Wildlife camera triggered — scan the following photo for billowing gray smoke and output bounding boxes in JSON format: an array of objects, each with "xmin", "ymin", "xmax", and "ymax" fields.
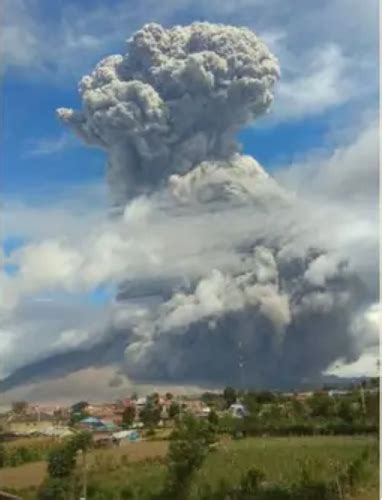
[
  {"xmin": 57, "ymin": 22, "xmax": 279, "ymax": 207},
  {"xmin": 1, "ymin": 22, "xmax": 375, "ymax": 393}
]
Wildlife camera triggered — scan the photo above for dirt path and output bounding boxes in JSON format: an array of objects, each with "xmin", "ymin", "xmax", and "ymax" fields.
[{"xmin": 0, "ymin": 461, "xmax": 47, "ymax": 489}]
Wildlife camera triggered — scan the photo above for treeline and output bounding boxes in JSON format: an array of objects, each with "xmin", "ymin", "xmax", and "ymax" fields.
[
  {"xmin": 205, "ymin": 384, "xmax": 379, "ymax": 437},
  {"xmin": 218, "ymin": 418, "xmax": 378, "ymax": 438}
]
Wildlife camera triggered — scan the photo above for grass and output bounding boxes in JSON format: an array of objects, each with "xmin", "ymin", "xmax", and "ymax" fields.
[
  {"xmin": 0, "ymin": 435, "xmax": 378, "ymax": 498},
  {"xmin": 86, "ymin": 436, "xmax": 379, "ymax": 498},
  {"xmin": 0, "ymin": 440, "xmax": 169, "ymax": 489},
  {"xmin": 198, "ymin": 436, "xmax": 378, "ymax": 486}
]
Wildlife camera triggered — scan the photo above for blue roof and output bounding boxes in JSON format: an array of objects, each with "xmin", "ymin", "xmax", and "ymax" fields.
[{"xmin": 102, "ymin": 422, "xmax": 118, "ymax": 431}]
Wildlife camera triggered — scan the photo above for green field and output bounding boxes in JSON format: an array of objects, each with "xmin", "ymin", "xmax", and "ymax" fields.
[
  {"xmin": 3, "ymin": 435, "xmax": 378, "ymax": 499},
  {"xmin": 199, "ymin": 436, "xmax": 379, "ymax": 486},
  {"xmin": 79, "ymin": 436, "xmax": 380, "ymax": 499}
]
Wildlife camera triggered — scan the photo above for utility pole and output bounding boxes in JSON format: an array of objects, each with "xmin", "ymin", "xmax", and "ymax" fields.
[
  {"xmin": 360, "ymin": 384, "xmax": 366, "ymax": 416},
  {"xmin": 238, "ymin": 340, "xmax": 245, "ymax": 392},
  {"xmin": 79, "ymin": 449, "xmax": 88, "ymax": 500}
]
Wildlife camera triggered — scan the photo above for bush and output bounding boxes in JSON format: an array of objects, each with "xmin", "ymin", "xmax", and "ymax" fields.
[
  {"xmin": 165, "ymin": 415, "xmax": 216, "ymax": 498},
  {"xmin": 208, "ymin": 410, "xmax": 219, "ymax": 427},
  {"xmin": 0, "ymin": 444, "xmax": 6, "ymax": 467},
  {"xmin": 228, "ymin": 418, "xmax": 378, "ymax": 438},
  {"xmin": 38, "ymin": 477, "xmax": 72, "ymax": 500},
  {"xmin": 47, "ymin": 445, "xmax": 77, "ymax": 478}
]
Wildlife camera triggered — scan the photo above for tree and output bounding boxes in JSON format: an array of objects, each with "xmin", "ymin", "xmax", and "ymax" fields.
[
  {"xmin": 69, "ymin": 431, "xmax": 93, "ymax": 453},
  {"xmin": 69, "ymin": 401, "xmax": 89, "ymax": 427},
  {"xmin": 47, "ymin": 431, "xmax": 92, "ymax": 479},
  {"xmin": 122, "ymin": 405, "xmax": 136, "ymax": 427},
  {"xmin": 69, "ymin": 432, "xmax": 92, "ymax": 500},
  {"xmin": 337, "ymin": 399, "xmax": 355, "ymax": 423},
  {"xmin": 69, "ymin": 409, "xmax": 89, "ymax": 427},
  {"xmin": 71, "ymin": 401, "xmax": 89, "ymax": 413},
  {"xmin": 147, "ymin": 392, "xmax": 159, "ymax": 403},
  {"xmin": 243, "ymin": 392, "xmax": 260, "ymax": 415},
  {"xmin": 256, "ymin": 391, "xmax": 276, "ymax": 404},
  {"xmin": 223, "ymin": 386, "xmax": 236, "ymax": 408},
  {"xmin": 166, "ymin": 392, "xmax": 174, "ymax": 400},
  {"xmin": 168, "ymin": 401, "xmax": 181, "ymax": 420},
  {"xmin": 201, "ymin": 392, "xmax": 215, "ymax": 405},
  {"xmin": 44, "ymin": 431, "xmax": 92, "ymax": 500},
  {"xmin": 208, "ymin": 409, "xmax": 219, "ymax": 427},
  {"xmin": 140, "ymin": 401, "xmax": 161, "ymax": 428},
  {"xmin": 38, "ymin": 477, "xmax": 71, "ymax": 500},
  {"xmin": 12, "ymin": 401, "xmax": 28, "ymax": 414},
  {"xmin": 291, "ymin": 398, "xmax": 307, "ymax": 420},
  {"xmin": 166, "ymin": 415, "xmax": 215, "ymax": 498},
  {"xmin": 47, "ymin": 445, "xmax": 77, "ymax": 479},
  {"xmin": 364, "ymin": 393, "xmax": 379, "ymax": 422},
  {"xmin": 308, "ymin": 392, "xmax": 335, "ymax": 418}
]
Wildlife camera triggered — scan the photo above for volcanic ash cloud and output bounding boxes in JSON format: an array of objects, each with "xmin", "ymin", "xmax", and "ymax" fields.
[
  {"xmin": 57, "ymin": 22, "xmax": 280, "ymax": 206},
  {"xmin": 47, "ymin": 22, "xmax": 379, "ymax": 387}
]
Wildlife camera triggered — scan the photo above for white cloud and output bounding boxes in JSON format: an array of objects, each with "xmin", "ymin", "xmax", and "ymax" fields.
[
  {"xmin": 2, "ymin": 182, "xmax": 108, "ymax": 241},
  {"xmin": 24, "ymin": 133, "xmax": 77, "ymax": 157},
  {"xmin": 1, "ymin": 0, "xmax": 190, "ymax": 81},
  {"xmin": 271, "ymin": 44, "xmax": 353, "ymax": 121},
  {"xmin": 0, "ymin": 298, "xmax": 109, "ymax": 378},
  {"xmin": 325, "ymin": 303, "xmax": 380, "ymax": 378}
]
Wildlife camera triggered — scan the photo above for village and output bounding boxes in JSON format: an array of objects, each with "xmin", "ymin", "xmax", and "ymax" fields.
[
  {"xmin": 0, "ymin": 380, "xmax": 378, "ymax": 499},
  {"xmin": 1, "ymin": 383, "xmax": 377, "ymax": 446},
  {"xmin": 0, "ymin": 392, "xmax": 250, "ymax": 447}
]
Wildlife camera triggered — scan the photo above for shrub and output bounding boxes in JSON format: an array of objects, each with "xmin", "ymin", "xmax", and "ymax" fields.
[
  {"xmin": 38, "ymin": 477, "xmax": 72, "ymax": 500},
  {"xmin": 47, "ymin": 445, "xmax": 77, "ymax": 478},
  {"xmin": 165, "ymin": 415, "xmax": 216, "ymax": 498},
  {"xmin": 240, "ymin": 467, "xmax": 265, "ymax": 494},
  {"xmin": 0, "ymin": 444, "xmax": 6, "ymax": 467}
]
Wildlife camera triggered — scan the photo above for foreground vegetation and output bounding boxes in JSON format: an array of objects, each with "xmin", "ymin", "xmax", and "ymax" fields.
[
  {"xmin": 2, "ymin": 429, "xmax": 378, "ymax": 499},
  {"xmin": 1, "ymin": 380, "xmax": 378, "ymax": 498}
]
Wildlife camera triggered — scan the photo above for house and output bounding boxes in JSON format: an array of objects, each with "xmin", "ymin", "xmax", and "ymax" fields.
[
  {"xmin": 40, "ymin": 426, "xmax": 73, "ymax": 438},
  {"xmin": 112, "ymin": 430, "xmax": 140, "ymax": 444},
  {"xmin": 294, "ymin": 391, "xmax": 314, "ymax": 401},
  {"xmin": 87, "ymin": 403, "xmax": 120, "ymax": 421},
  {"xmin": 229, "ymin": 403, "xmax": 249, "ymax": 418},
  {"xmin": 6, "ymin": 419, "xmax": 59, "ymax": 436},
  {"xmin": 79, "ymin": 416, "xmax": 119, "ymax": 433},
  {"xmin": 135, "ymin": 397, "xmax": 147, "ymax": 410},
  {"xmin": 328, "ymin": 389, "xmax": 350, "ymax": 397},
  {"xmin": 195, "ymin": 407, "xmax": 211, "ymax": 418},
  {"xmin": 181, "ymin": 400, "xmax": 208, "ymax": 416}
]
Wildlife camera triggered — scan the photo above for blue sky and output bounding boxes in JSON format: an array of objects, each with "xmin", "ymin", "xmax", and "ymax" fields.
[{"xmin": 0, "ymin": 0, "xmax": 379, "ymax": 387}]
